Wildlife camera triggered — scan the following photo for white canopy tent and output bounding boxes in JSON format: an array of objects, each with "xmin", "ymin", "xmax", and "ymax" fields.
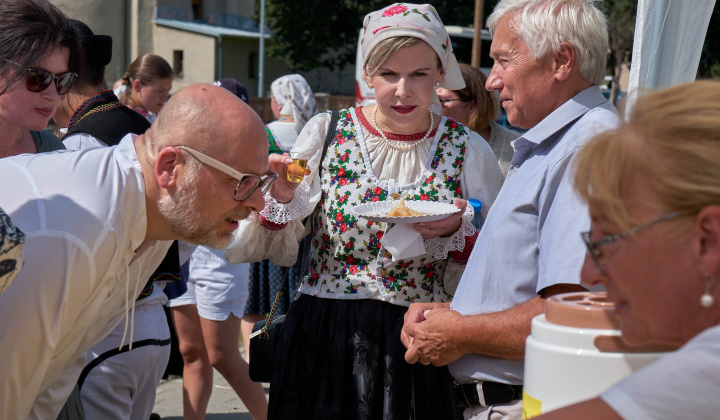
[{"xmin": 626, "ymin": 0, "xmax": 716, "ymax": 115}]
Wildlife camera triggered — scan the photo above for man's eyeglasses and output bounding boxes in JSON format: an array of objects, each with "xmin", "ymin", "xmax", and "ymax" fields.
[
  {"xmin": 438, "ymin": 98, "xmax": 464, "ymax": 105},
  {"xmin": 4, "ymin": 59, "xmax": 78, "ymax": 95},
  {"xmin": 175, "ymin": 146, "xmax": 277, "ymax": 201},
  {"xmin": 580, "ymin": 212, "xmax": 683, "ymax": 276}
]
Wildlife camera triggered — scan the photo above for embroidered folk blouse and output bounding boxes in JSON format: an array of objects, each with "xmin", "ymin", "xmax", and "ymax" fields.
[{"xmin": 225, "ymin": 107, "xmax": 504, "ymax": 306}]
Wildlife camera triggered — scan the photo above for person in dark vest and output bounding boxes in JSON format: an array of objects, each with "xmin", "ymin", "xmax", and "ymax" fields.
[
  {"xmin": 54, "ymin": 21, "xmax": 151, "ymax": 148},
  {"xmin": 52, "ymin": 19, "xmax": 183, "ymax": 420}
]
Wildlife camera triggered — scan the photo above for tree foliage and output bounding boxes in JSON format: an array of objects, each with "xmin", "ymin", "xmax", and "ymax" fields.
[
  {"xmin": 263, "ymin": 0, "xmax": 475, "ymax": 71},
  {"xmin": 264, "ymin": 0, "xmax": 718, "ymax": 84},
  {"xmin": 598, "ymin": 0, "xmax": 637, "ymax": 104},
  {"xmin": 698, "ymin": 4, "xmax": 720, "ymax": 79}
]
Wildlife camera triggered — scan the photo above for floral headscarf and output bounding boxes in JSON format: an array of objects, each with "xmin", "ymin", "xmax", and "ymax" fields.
[
  {"xmin": 270, "ymin": 74, "xmax": 320, "ymax": 134},
  {"xmin": 361, "ymin": 3, "xmax": 465, "ymax": 114}
]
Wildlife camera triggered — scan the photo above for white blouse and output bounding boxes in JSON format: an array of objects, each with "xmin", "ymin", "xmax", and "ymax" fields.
[{"xmin": 226, "ymin": 108, "xmax": 504, "ymax": 268}]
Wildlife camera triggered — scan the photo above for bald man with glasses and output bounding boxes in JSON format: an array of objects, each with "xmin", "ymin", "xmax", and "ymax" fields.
[{"xmin": 0, "ymin": 83, "xmax": 272, "ymax": 420}]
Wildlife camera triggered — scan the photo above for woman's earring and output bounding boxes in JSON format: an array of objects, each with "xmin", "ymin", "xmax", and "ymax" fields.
[
  {"xmin": 701, "ymin": 275, "xmax": 715, "ymax": 308},
  {"xmin": 435, "ymin": 82, "xmax": 440, "ymax": 87}
]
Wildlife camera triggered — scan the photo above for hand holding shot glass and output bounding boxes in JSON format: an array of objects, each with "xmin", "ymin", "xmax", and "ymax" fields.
[{"xmin": 286, "ymin": 151, "xmax": 309, "ymax": 183}]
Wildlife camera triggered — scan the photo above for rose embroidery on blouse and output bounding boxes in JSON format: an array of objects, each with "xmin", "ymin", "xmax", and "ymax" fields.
[{"xmin": 303, "ymin": 110, "xmax": 471, "ymax": 303}]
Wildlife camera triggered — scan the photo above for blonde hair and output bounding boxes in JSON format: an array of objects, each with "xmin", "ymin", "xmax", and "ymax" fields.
[
  {"xmin": 574, "ymin": 80, "xmax": 720, "ymax": 230},
  {"xmin": 364, "ymin": 36, "xmax": 441, "ymax": 77}
]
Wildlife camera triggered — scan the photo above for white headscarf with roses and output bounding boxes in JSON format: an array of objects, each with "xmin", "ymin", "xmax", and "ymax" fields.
[{"xmin": 361, "ymin": 3, "xmax": 465, "ymax": 115}]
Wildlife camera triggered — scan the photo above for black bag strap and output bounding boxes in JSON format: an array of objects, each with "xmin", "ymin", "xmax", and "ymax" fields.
[
  {"xmin": 257, "ymin": 267, "xmax": 289, "ymax": 340},
  {"xmin": 258, "ymin": 110, "xmax": 339, "ymax": 339}
]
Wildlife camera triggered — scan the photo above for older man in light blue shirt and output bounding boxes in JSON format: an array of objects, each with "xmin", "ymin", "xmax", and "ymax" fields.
[{"xmin": 401, "ymin": 1, "xmax": 621, "ymax": 419}]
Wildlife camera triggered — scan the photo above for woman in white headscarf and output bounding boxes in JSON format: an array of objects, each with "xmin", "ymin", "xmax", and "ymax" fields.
[
  {"xmin": 265, "ymin": 74, "xmax": 319, "ymax": 153},
  {"xmin": 226, "ymin": 4, "xmax": 503, "ymax": 419},
  {"xmin": 240, "ymin": 74, "xmax": 319, "ymax": 359}
]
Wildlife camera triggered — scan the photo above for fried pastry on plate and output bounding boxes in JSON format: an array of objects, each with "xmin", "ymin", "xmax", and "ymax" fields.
[{"xmin": 386, "ymin": 198, "xmax": 427, "ymax": 217}]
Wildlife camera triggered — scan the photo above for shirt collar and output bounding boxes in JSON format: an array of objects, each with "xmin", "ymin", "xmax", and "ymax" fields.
[{"xmin": 519, "ymin": 85, "xmax": 607, "ymax": 146}]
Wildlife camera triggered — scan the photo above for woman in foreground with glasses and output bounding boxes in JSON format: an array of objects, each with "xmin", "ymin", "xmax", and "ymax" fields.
[
  {"xmin": 226, "ymin": 3, "xmax": 504, "ymax": 419},
  {"xmin": 0, "ymin": 0, "xmax": 81, "ymax": 158},
  {"xmin": 436, "ymin": 63, "xmax": 519, "ymax": 176},
  {"xmin": 535, "ymin": 80, "xmax": 720, "ymax": 419}
]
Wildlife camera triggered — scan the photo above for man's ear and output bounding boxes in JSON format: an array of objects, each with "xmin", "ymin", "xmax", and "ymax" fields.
[
  {"xmin": 696, "ymin": 205, "xmax": 720, "ymax": 277},
  {"xmin": 155, "ymin": 147, "xmax": 181, "ymax": 190},
  {"xmin": 554, "ymin": 42, "xmax": 575, "ymax": 82}
]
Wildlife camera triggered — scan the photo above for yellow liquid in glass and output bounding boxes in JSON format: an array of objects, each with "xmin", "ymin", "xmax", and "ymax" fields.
[{"xmin": 286, "ymin": 159, "xmax": 308, "ymax": 183}]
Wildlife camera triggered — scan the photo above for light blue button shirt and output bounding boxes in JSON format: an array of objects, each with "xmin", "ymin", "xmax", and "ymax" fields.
[{"xmin": 448, "ymin": 86, "xmax": 621, "ymax": 384}]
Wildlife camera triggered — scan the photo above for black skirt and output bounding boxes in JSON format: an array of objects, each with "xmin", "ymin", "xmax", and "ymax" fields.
[{"xmin": 269, "ymin": 294, "xmax": 464, "ymax": 420}]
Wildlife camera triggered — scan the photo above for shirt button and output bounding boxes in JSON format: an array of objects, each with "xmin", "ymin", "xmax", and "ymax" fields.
[{"xmin": 381, "ymin": 269, "xmax": 387, "ymax": 276}]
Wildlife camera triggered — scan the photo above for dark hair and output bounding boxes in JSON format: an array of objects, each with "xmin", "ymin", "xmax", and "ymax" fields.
[
  {"xmin": 79, "ymin": 60, "xmax": 107, "ymax": 90},
  {"xmin": 70, "ymin": 19, "xmax": 112, "ymax": 89},
  {"xmin": 0, "ymin": 0, "xmax": 83, "ymax": 95},
  {"xmin": 119, "ymin": 54, "xmax": 173, "ymax": 108},
  {"xmin": 453, "ymin": 63, "xmax": 499, "ymax": 131}
]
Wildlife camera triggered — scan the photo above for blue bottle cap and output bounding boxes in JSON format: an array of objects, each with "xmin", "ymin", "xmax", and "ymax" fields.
[{"xmin": 468, "ymin": 199, "xmax": 482, "ymax": 211}]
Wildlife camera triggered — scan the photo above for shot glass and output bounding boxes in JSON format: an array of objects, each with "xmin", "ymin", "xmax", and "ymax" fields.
[{"xmin": 286, "ymin": 151, "xmax": 309, "ymax": 183}]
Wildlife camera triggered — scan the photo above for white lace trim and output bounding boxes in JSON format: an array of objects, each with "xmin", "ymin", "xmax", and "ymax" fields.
[
  {"xmin": 259, "ymin": 182, "xmax": 311, "ymax": 224},
  {"xmin": 423, "ymin": 205, "xmax": 476, "ymax": 259}
]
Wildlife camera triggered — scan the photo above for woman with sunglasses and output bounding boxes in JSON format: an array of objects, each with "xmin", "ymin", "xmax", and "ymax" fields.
[
  {"xmin": 436, "ymin": 63, "xmax": 519, "ymax": 176},
  {"xmin": 0, "ymin": 0, "xmax": 81, "ymax": 158},
  {"xmin": 535, "ymin": 81, "xmax": 720, "ymax": 420},
  {"xmin": 226, "ymin": 4, "xmax": 504, "ymax": 419}
]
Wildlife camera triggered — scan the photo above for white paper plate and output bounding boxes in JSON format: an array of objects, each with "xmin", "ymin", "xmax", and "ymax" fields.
[{"xmin": 351, "ymin": 200, "xmax": 460, "ymax": 223}]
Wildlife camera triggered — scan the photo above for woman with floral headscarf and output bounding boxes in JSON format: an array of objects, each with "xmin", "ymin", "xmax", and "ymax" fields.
[
  {"xmin": 240, "ymin": 74, "xmax": 320, "ymax": 361},
  {"xmin": 226, "ymin": 3, "xmax": 504, "ymax": 419}
]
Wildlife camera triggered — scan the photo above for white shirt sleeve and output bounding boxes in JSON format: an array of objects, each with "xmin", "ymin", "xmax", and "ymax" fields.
[
  {"xmin": 224, "ymin": 113, "xmax": 330, "ymax": 266},
  {"xmin": 62, "ymin": 133, "xmax": 109, "ymax": 151},
  {"xmin": 423, "ymin": 131, "xmax": 504, "ymax": 259},
  {"xmin": 0, "ymin": 233, "xmax": 95, "ymax": 420},
  {"xmin": 460, "ymin": 132, "xmax": 505, "ymax": 217}
]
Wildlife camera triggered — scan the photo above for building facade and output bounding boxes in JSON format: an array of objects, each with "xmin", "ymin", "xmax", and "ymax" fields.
[{"xmin": 50, "ymin": 0, "xmax": 354, "ymax": 96}]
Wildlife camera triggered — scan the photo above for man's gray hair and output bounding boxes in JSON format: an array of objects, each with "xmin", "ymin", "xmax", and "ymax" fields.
[{"xmin": 487, "ymin": 0, "xmax": 608, "ymax": 85}]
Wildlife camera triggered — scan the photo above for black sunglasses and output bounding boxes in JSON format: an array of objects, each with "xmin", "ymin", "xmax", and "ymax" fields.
[{"xmin": 4, "ymin": 59, "xmax": 78, "ymax": 95}]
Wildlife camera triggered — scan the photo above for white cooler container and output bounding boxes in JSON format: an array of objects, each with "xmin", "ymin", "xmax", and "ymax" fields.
[{"xmin": 522, "ymin": 292, "xmax": 671, "ymax": 418}]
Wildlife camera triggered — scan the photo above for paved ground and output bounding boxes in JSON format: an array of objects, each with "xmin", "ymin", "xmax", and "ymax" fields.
[{"xmin": 152, "ymin": 346, "xmax": 268, "ymax": 420}]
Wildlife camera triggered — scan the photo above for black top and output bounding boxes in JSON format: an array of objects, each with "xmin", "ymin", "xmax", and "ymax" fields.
[{"xmin": 64, "ymin": 90, "xmax": 150, "ymax": 146}]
